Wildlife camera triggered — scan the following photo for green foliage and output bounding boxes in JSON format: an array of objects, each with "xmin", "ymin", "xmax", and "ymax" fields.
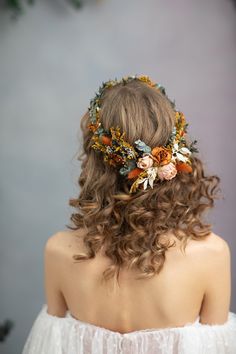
[
  {"xmin": 68, "ymin": 0, "xmax": 83, "ymax": 9},
  {"xmin": 2, "ymin": 0, "xmax": 82, "ymax": 18}
]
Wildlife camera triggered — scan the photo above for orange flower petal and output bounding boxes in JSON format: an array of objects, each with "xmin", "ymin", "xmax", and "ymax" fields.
[
  {"xmin": 176, "ymin": 163, "xmax": 192, "ymax": 173},
  {"xmin": 151, "ymin": 146, "xmax": 172, "ymax": 166},
  {"xmin": 101, "ymin": 135, "xmax": 112, "ymax": 146},
  {"xmin": 127, "ymin": 168, "xmax": 143, "ymax": 180}
]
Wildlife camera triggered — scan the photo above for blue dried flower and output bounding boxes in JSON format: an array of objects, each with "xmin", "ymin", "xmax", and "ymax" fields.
[
  {"xmin": 119, "ymin": 160, "xmax": 136, "ymax": 176},
  {"xmin": 96, "ymin": 127, "xmax": 105, "ymax": 136},
  {"xmin": 134, "ymin": 139, "xmax": 152, "ymax": 154}
]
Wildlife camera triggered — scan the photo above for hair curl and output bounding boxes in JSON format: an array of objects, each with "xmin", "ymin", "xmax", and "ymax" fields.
[{"xmin": 66, "ymin": 79, "xmax": 221, "ymax": 285}]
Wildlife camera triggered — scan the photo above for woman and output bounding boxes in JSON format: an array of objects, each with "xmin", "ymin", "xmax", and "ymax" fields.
[{"xmin": 22, "ymin": 75, "xmax": 236, "ymax": 353}]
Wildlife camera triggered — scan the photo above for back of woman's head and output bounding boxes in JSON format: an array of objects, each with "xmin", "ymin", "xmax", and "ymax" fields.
[{"xmin": 67, "ymin": 77, "xmax": 220, "ymax": 285}]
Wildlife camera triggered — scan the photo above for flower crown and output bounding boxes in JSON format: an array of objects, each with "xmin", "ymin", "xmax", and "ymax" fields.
[{"xmin": 87, "ymin": 75, "xmax": 198, "ymax": 194}]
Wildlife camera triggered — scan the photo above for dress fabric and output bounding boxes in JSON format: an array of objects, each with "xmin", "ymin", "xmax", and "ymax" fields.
[{"xmin": 22, "ymin": 304, "xmax": 236, "ymax": 354}]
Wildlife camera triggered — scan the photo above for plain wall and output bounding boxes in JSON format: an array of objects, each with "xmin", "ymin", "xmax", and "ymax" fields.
[{"xmin": 0, "ymin": 0, "xmax": 236, "ymax": 352}]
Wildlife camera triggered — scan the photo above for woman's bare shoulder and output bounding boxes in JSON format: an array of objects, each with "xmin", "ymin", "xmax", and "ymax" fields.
[
  {"xmin": 184, "ymin": 231, "xmax": 230, "ymax": 252},
  {"xmin": 184, "ymin": 232, "xmax": 231, "ymax": 272},
  {"xmin": 203, "ymin": 232, "xmax": 231, "ymax": 266},
  {"xmin": 44, "ymin": 229, "xmax": 85, "ymax": 257}
]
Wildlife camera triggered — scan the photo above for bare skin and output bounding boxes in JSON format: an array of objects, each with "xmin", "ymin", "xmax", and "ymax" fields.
[{"xmin": 44, "ymin": 230, "xmax": 231, "ymax": 334}]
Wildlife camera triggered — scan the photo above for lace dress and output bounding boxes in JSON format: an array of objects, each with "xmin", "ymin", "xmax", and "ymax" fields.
[{"xmin": 22, "ymin": 304, "xmax": 236, "ymax": 354}]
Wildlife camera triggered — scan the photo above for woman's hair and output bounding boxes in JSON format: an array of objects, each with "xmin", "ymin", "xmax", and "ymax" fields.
[{"xmin": 66, "ymin": 79, "xmax": 221, "ymax": 285}]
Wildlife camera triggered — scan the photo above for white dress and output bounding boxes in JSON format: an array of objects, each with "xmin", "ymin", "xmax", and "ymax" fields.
[{"xmin": 22, "ymin": 304, "xmax": 236, "ymax": 354}]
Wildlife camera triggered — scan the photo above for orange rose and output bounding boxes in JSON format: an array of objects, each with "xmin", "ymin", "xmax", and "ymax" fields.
[{"xmin": 151, "ymin": 146, "xmax": 172, "ymax": 166}]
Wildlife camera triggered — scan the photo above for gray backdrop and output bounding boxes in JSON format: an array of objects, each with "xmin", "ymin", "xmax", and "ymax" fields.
[{"xmin": 0, "ymin": 0, "xmax": 236, "ymax": 353}]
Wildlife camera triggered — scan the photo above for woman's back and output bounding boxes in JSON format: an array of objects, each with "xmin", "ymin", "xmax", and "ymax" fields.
[
  {"xmin": 22, "ymin": 75, "xmax": 236, "ymax": 353},
  {"xmin": 44, "ymin": 229, "xmax": 231, "ymax": 333}
]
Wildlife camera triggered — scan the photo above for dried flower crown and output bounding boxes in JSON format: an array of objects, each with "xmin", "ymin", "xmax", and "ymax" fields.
[{"xmin": 87, "ymin": 75, "xmax": 198, "ymax": 194}]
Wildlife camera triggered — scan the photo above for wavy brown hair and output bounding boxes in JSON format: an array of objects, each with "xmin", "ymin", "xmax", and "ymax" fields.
[{"xmin": 66, "ymin": 79, "xmax": 221, "ymax": 285}]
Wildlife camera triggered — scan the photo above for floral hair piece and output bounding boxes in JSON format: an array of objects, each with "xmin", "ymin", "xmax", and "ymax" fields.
[{"xmin": 87, "ymin": 75, "xmax": 198, "ymax": 194}]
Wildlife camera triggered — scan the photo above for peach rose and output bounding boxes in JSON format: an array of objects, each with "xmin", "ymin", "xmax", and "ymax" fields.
[
  {"xmin": 151, "ymin": 146, "xmax": 172, "ymax": 166},
  {"xmin": 157, "ymin": 162, "xmax": 177, "ymax": 180},
  {"xmin": 137, "ymin": 155, "xmax": 154, "ymax": 169}
]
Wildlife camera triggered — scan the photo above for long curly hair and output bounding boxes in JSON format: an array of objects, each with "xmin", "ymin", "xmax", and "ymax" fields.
[{"xmin": 66, "ymin": 79, "xmax": 221, "ymax": 285}]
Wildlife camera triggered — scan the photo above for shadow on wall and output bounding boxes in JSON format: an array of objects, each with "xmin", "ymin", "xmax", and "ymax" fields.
[{"xmin": 0, "ymin": 318, "xmax": 14, "ymax": 343}]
